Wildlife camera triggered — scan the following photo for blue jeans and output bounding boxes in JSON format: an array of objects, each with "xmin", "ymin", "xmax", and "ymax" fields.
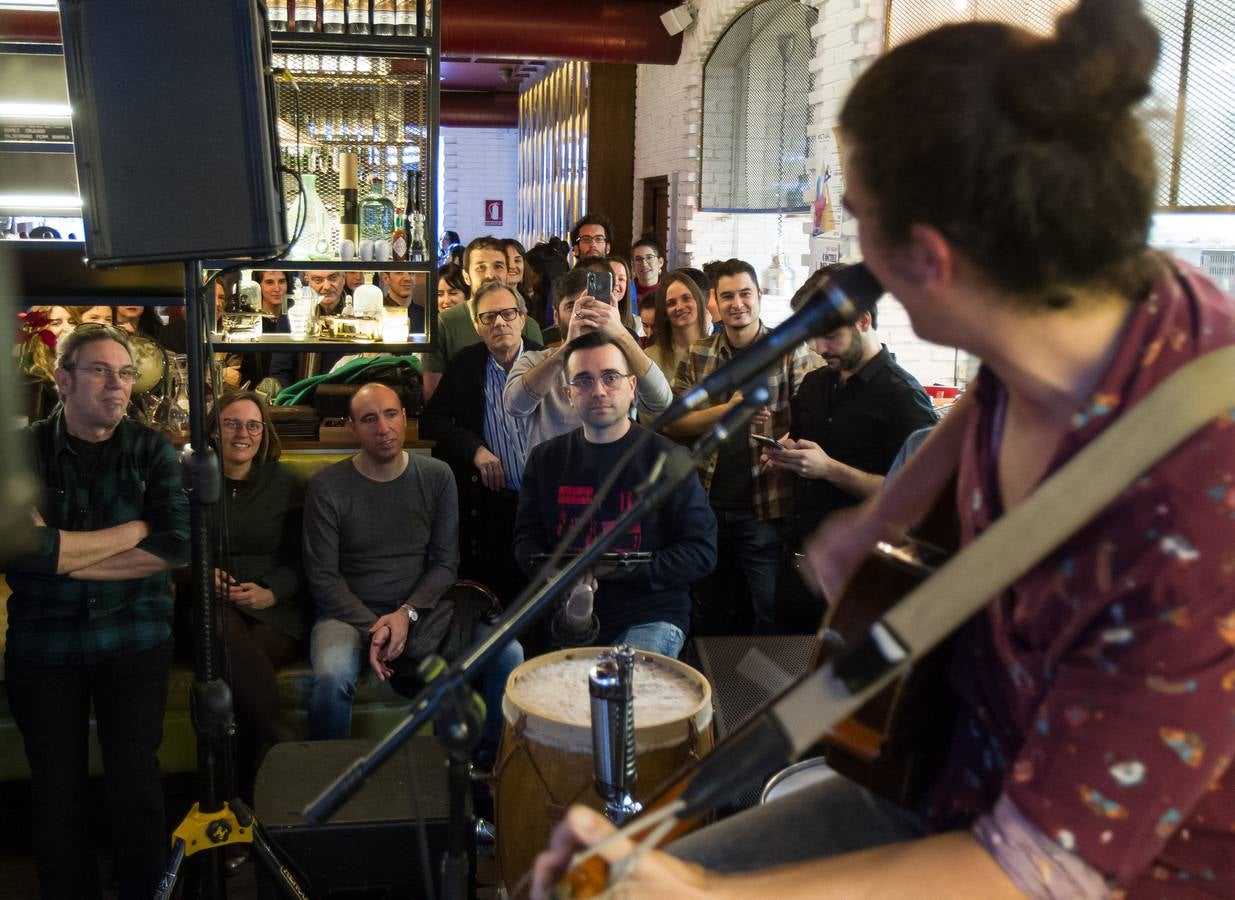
[
  {"xmin": 695, "ymin": 510, "xmax": 783, "ymax": 635},
  {"xmin": 308, "ymin": 617, "xmax": 523, "ymax": 747},
  {"xmin": 615, "ymin": 621, "xmax": 686, "ymax": 658}
]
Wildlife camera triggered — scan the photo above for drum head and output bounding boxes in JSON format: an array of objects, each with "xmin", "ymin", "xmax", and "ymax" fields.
[
  {"xmin": 502, "ymin": 647, "xmax": 712, "ymax": 753},
  {"xmin": 129, "ymin": 334, "xmax": 168, "ymax": 394}
]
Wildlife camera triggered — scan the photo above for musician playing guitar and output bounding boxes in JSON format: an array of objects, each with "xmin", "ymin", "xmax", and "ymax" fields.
[{"xmin": 531, "ymin": 1, "xmax": 1235, "ymax": 897}]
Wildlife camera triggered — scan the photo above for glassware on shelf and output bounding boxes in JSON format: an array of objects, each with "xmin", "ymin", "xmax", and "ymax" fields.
[
  {"xmin": 358, "ymin": 176, "xmax": 395, "ymax": 244},
  {"xmin": 373, "ymin": 0, "xmax": 395, "ymax": 35},
  {"xmin": 267, "ymin": 0, "xmax": 289, "ymax": 31},
  {"xmin": 287, "ymin": 286, "xmax": 314, "ymax": 340},
  {"xmin": 165, "ymin": 355, "xmax": 191, "ymax": 439},
  {"xmin": 761, "ymin": 252, "xmax": 797, "ymax": 298},
  {"xmin": 347, "ymin": 0, "xmax": 370, "ymax": 33},
  {"xmin": 293, "ymin": 0, "xmax": 317, "ymax": 32},
  {"xmin": 395, "ymin": 0, "xmax": 415, "ymax": 36},
  {"xmin": 286, "ymin": 173, "xmax": 333, "ymax": 260},
  {"xmin": 322, "ymin": 0, "xmax": 345, "ymax": 33}
]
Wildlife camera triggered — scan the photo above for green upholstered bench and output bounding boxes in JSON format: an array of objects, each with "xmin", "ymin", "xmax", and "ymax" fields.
[{"xmin": 0, "ymin": 448, "xmax": 426, "ymax": 782}]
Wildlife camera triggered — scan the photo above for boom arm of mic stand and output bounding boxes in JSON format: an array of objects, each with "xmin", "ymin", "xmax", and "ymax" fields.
[{"xmin": 304, "ymin": 425, "xmax": 724, "ymax": 825}]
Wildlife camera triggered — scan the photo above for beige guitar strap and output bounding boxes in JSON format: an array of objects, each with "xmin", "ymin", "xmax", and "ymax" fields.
[{"xmin": 774, "ymin": 345, "xmax": 1235, "ymax": 755}]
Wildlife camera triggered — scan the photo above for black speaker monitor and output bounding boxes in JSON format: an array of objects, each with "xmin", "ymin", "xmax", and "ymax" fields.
[{"xmin": 58, "ymin": 0, "xmax": 287, "ymax": 266}]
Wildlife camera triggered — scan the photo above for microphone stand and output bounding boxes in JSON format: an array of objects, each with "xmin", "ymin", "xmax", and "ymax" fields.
[{"xmin": 301, "ymin": 376, "xmax": 776, "ymax": 891}]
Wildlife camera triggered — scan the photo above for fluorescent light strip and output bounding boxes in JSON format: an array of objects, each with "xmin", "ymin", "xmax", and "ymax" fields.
[
  {"xmin": 0, "ymin": 194, "xmax": 83, "ymax": 209},
  {"xmin": 0, "ymin": 1, "xmax": 58, "ymax": 10},
  {"xmin": 0, "ymin": 102, "xmax": 72, "ymax": 119}
]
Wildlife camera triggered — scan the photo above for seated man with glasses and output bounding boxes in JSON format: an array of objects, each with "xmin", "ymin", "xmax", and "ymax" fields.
[
  {"xmin": 504, "ymin": 268, "xmax": 671, "ymax": 469},
  {"xmin": 6, "ymin": 322, "xmax": 189, "ymax": 899},
  {"xmin": 420, "ymin": 281, "xmax": 543, "ymax": 609},
  {"xmin": 513, "ymin": 332, "xmax": 716, "ymax": 658}
]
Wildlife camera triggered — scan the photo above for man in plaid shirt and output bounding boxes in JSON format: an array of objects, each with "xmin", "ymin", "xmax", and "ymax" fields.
[
  {"xmin": 5, "ymin": 323, "xmax": 189, "ymax": 899},
  {"xmin": 668, "ymin": 259, "xmax": 818, "ymax": 634}
]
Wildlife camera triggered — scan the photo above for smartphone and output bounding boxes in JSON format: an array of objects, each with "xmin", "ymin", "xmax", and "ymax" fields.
[
  {"xmin": 586, "ymin": 270, "xmax": 614, "ymax": 304},
  {"xmin": 751, "ymin": 434, "xmax": 784, "ymax": 451}
]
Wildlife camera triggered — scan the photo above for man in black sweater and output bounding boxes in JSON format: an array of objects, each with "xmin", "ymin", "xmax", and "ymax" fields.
[{"xmin": 513, "ymin": 332, "xmax": 717, "ymax": 658}]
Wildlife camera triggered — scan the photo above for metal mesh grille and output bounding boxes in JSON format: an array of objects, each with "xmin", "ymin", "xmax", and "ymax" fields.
[
  {"xmin": 518, "ymin": 61, "xmax": 589, "ymax": 246},
  {"xmin": 885, "ymin": 0, "xmax": 1234, "ymax": 211},
  {"xmin": 700, "ymin": 0, "xmax": 818, "ymax": 212},
  {"xmin": 271, "ymin": 51, "xmax": 429, "ymax": 255}
]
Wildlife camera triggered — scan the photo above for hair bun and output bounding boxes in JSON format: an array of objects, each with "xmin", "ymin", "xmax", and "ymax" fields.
[{"xmin": 1001, "ymin": 0, "xmax": 1160, "ymax": 136}]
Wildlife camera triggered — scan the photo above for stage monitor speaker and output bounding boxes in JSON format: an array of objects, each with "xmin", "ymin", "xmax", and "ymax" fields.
[
  {"xmin": 58, "ymin": 0, "xmax": 287, "ymax": 267},
  {"xmin": 254, "ymin": 738, "xmax": 451, "ymax": 900}
]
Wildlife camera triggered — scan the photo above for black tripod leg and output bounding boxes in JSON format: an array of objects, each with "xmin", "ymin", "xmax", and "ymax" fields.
[
  {"xmin": 233, "ymin": 799, "xmax": 320, "ymax": 900},
  {"xmin": 154, "ymin": 838, "xmax": 187, "ymax": 900},
  {"xmin": 440, "ymin": 752, "xmax": 473, "ymax": 900}
]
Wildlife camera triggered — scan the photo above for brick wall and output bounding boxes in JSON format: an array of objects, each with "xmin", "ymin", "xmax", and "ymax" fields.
[
  {"xmin": 441, "ymin": 126, "xmax": 519, "ymax": 244},
  {"xmin": 632, "ymin": 0, "xmax": 973, "ymax": 387}
]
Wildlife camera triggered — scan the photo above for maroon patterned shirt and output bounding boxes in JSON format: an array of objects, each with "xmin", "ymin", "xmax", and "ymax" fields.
[{"xmin": 929, "ymin": 257, "xmax": 1235, "ymax": 897}]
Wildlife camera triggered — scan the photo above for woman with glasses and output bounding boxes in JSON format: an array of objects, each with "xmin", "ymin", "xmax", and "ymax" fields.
[{"xmin": 205, "ymin": 390, "xmax": 308, "ymax": 792}]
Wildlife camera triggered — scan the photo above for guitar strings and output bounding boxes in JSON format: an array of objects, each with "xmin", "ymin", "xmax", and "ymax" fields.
[
  {"xmin": 566, "ymin": 799, "xmax": 686, "ymax": 872},
  {"xmin": 599, "ymin": 815, "xmax": 680, "ymax": 899}
]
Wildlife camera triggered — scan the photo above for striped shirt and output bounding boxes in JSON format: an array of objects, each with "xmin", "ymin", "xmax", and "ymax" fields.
[{"xmin": 484, "ymin": 345, "xmax": 531, "ymax": 491}]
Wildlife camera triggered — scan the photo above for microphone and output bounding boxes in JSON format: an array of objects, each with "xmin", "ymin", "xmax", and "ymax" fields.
[
  {"xmin": 551, "ymin": 579, "xmax": 599, "ymax": 645},
  {"xmin": 656, "ymin": 263, "xmax": 883, "ymax": 426}
]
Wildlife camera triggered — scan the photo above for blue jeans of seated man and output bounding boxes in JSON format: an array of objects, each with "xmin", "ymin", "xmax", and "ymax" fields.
[
  {"xmin": 308, "ymin": 617, "xmax": 523, "ymax": 744},
  {"xmin": 615, "ymin": 621, "xmax": 685, "ymax": 658}
]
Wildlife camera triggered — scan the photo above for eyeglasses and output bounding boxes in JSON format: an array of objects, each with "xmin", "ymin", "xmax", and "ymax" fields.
[
  {"xmin": 566, "ymin": 371, "xmax": 633, "ymax": 391},
  {"xmin": 65, "ymin": 362, "xmax": 139, "ymax": 384},
  {"xmin": 221, "ymin": 418, "xmax": 264, "ymax": 434},
  {"xmin": 633, "ymin": 254, "xmax": 658, "ymax": 265},
  {"xmin": 476, "ymin": 307, "xmax": 521, "ymax": 326},
  {"xmin": 307, "ymin": 273, "xmax": 343, "ymax": 288},
  {"xmin": 575, "ymin": 235, "xmax": 607, "ymax": 247}
]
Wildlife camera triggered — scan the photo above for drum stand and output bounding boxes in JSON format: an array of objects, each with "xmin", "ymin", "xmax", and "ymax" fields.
[{"xmin": 300, "ymin": 378, "xmax": 776, "ymax": 870}]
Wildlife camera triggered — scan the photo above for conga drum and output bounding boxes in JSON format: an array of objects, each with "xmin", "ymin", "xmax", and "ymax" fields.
[{"xmin": 494, "ymin": 647, "xmax": 714, "ymax": 894}]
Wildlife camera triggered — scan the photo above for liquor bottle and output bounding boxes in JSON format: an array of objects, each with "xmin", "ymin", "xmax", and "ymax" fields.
[
  {"xmin": 339, "ymin": 151, "xmax": 359, "ymax": 246},
  {"xmin": 267, "ymin": 0, "xmax": 289, "ymax": 31},
  {"xmin": 322, "ymin": 0, "xmax": 345, "ymax": 32},
  {"xmin": 293, "ymin": 0, "xmax": 317, "ymax": 31},
  {"xmin": 409, "ymin": 169, "xmax": 426, "ymax": 263},
  {"xmin": 394, "ymin": 0, "xmax": 415, "ymax": 36},
  {"xmin": 359, "ymin": 177, "xmax": 395, "ymax": 243},
  {"xmin": 391, "ymin": 208, "xmax": 408, "ymax": 261},
  {"xmin": 373, "ymin": 0, "xmax": 395, "ymax": 35},
  {"xmin": 346, "ymin": 0, "xmax": 370, "ymax": 33}
]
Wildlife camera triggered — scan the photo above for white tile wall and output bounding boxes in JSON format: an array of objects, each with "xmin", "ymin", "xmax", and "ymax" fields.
[
  {"xmin": 631, "ymin": 0, "xmax": 970, "ymax": 387},
  {"xmin": 441, "ymin": 126, "xmax": 519, "ymax": 243}
]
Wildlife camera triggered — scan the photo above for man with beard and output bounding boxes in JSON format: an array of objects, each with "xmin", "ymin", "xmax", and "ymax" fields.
[
  {"xmin": 761, "ymin": 264, "xmax": 937, "ymax": 629},
  {"xmin": 514, "ymin": 332, "xmax": 715, "ymax": 657}
]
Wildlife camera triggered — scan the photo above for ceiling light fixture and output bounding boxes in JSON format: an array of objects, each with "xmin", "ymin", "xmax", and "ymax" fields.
[
  {"xmin": 0, "ymin": 194, "xmax": 83, "ymax": 209},
  {"xmin": 0, "ymin": 102, "xmax": 73, "ymax": 119}
]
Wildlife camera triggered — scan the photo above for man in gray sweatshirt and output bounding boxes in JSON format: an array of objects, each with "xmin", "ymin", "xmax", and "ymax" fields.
[{"xmin": 302, "ymin": 383, "xmax": 523, "ymax": 750}]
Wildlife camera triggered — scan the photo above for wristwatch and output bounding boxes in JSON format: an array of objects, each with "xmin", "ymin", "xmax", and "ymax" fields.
[{"xmin": 401, "ymin": 603, "xmax": 419, "ymax": 624}]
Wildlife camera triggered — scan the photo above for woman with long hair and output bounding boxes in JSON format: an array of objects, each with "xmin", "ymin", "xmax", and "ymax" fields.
[
  {"xmin": 530, "ymin": 2, "xmax": 1235, "ymax": 897},
  {"xmin": 206, "ymin": 390, "xmax": 308, "ymax": 788},
  {"xmin": 647, "ymin": 270, "xmax": 708, "ymax": 385}
]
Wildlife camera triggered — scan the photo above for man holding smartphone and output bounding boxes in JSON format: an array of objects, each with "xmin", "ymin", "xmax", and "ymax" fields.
[
  {"xmin": 514, "ymin": 332, "xmax": 716, "ymax": 657},
  {"xmin": 504, "ymin": 268, "xmax": 671, "ymax": 469}
]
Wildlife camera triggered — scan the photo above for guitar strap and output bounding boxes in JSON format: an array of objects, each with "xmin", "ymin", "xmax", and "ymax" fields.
[{"xmin": 772, "ymin": 344, "xmax": 1235, "ymax": 758}]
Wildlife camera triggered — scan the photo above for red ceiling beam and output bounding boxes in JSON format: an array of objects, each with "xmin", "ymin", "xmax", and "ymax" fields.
[
  {"xmin": 441, "ymin": 91, "xmax": 518, "ymax": 127},
  {"xmin": 3, "ymin": 6, "xmax": 683, "ymax": 64}
]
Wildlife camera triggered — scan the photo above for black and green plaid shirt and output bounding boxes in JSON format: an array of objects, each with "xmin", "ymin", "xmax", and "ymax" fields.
[{"xmin": 4, "ymin": 410, "xmax": 190, "ymax": 664}]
